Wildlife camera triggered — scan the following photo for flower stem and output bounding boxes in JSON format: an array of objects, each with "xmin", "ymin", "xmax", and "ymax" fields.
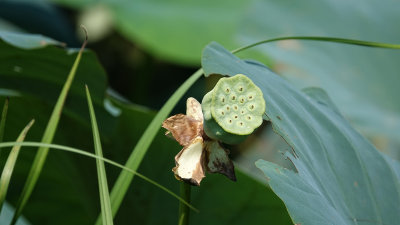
[{"xmin": 178, "ymin": 182, "xmax": 191, "ymax": 225}]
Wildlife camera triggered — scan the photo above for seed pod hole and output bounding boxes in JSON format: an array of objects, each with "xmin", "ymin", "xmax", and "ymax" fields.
[
  {"xmin": 248, "ymin": 104, "xmax": 255, "ymax": 110},
  {"xmin": 236, "ymin": 84, "xmax": 245, "ymax": 92},
  {"xmin": 221, "ymin": 97, "xmax": 225, "ymax": 103},
  {"xmin": 233, "ymin": 105, "xmax": 238, "ymax": 110},
  {"xmin": 225, "ymin": 88, "xmax": 230, "ymax": 93}
]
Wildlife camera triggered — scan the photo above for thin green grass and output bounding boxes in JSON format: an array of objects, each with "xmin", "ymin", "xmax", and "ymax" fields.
[
  {"xmin": 11, "ymin": 28, "xmax": 88, "ymax": 225},
  {"xmin": 231, "ymin": 36, "xmax": 400, "ymax": 53},
  {"xmin": 99, "ymin": 36, "xmax": 400, "ymax": 224},
  {"xmin": 0, "ymin": 97, "xmax": 9, "ymax": 157},
  {"xmin": 86, "ymin": 86, "xmax": 113, "ymax": 225},
  {"xmin": 0, "ymin": 141, "xmax": 198, "ymax": 212},
  {"xmin": 0, "ymin": 120, "xmax": 34, "ymax": 214}
]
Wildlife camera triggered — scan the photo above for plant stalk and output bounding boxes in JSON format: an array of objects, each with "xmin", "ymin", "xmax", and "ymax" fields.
[
  {"xmin": 0, "ymin": 97, "xmax": 9, "ymax": 157},
  {"xmin": 178, "ymin": 182, "xmax": 191, "ymax": 225},
  {"xmin": 231, "ymin": 36, "xmax": 400, "ymax": 54}
]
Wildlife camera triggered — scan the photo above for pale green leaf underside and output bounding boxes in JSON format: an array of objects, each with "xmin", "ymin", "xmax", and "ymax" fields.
[
  {"xmin": 201, "ymin": 42, "xmax": 400, "ymax": 225},
  {"xmin": 0, "ymin": 202, "xmax": 31, "ymax": 225},
  {"xmin": 0, "ymin": 31, "xmax": 62, "ymax": 49}
]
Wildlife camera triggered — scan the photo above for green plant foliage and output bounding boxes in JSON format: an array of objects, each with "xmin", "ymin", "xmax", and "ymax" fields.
[{"xmin": 201, "ymin": 42, "xmax": 400, "ymax": 225}]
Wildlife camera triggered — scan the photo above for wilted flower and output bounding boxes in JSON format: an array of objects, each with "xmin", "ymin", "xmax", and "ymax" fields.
[{"xmin": 162, "ymin": 97, "xmax": 236, "ymax": 186}]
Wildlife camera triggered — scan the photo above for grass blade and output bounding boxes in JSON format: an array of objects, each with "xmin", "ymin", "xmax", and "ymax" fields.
[
  {"xmin": 11, "ymin": 29, "xmax": 88, "ymax": 225},
  {"xmin": 0, "ymin": 97, "xmax": 9, "ymax": 157},
  {"xmin": 94, "ymin": 68, "xmax": 204, "ymax": 224},
  {"xmin": 0, "ymin": 120, "xmax": 34, "ymax": 214},
  {"xmin": 86, "ymin": 86, "xmax": 113, "ymax": 225},
  {"xmin": 0, "ymin": 141, "xmax": 197, "ymax": 212},
  {"xmin": 231, "ymin": 36, "xmax": 400, "ymax": 53}
]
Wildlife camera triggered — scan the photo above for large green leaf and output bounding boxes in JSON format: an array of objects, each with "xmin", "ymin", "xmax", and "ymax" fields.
[
  {"xmin": 47, "ymin": 0, "xmax": 247, "ymax": 64},
  {"xmin": 0, "ymin": 31, "xmax": 108, "ymax": 124},
  {"xmin": 201, "ymin": 42, "xmax": 400, "ymax": 225}
]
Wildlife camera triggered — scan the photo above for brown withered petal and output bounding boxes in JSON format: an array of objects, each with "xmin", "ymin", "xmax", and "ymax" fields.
[
  {"xmin": 204, "ymin": 140, "xmax": 236, "ymax": 181},
  {"xmin": 186, "ymin": 97, "xmax": 203, "ymax": 123},
  {"xmin": 172, "ymin": 136, "xmax": 206, "ymax": 186},
  {"xmin": 162, "ymin": 114, "xmax": 202, "ymax": 147}
]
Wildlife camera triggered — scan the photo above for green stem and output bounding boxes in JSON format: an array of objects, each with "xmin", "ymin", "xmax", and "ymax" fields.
[
  {"xmin": 178, "ymin": 182, "xmax": 191, "ymax": 225},
  {"xmin": 0, "ymin": 97, "xmax": 9, "ymax": 156},
  {"xmin": 231, "ymin": 36, "xmax": 400, "ymax": 54}
]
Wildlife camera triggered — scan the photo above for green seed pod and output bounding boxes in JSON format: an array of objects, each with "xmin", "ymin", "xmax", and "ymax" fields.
[{"xmin": 202, "ymin": 74, "xmax": 265, "ymax": 144}]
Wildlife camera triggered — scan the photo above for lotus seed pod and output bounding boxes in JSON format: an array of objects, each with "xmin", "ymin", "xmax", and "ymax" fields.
[
  {"xmin": 202, "ymin": 74, "xmax": 265, "ymax": 144},
  {"xmin": 203, "ymin": 90, "xmax": 245, "ymax": 144}
]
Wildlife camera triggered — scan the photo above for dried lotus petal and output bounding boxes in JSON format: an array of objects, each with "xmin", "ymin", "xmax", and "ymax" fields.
[
  {"xmin": 162, "ymin": 114, "xmax": 202, "ymax": 147},
  {"xmin": 204, "ymin": 140, "xmax": 236, "ymax": 181},
  {"xmin": 172, "ymin": 136, "xmax": 206, "ymax": 186}
]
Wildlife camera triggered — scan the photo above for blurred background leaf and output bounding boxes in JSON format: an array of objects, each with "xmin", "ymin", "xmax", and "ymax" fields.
[{"xmin": 21, "ymin": 0, "xmax": 397, "ymax": 158}]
